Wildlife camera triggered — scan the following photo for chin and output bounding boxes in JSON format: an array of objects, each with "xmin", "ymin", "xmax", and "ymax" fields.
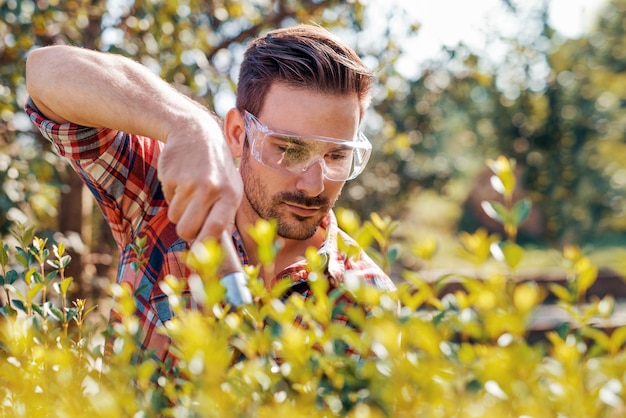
[{"xmin": 275, "ymin": 218, "xmax": 319, "ymax": 241}]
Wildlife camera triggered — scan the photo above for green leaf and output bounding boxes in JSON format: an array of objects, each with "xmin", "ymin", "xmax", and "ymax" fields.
[
  {"xmin": 27, "ymin": 283, "xmax": 44, "ymax": 302},
  {"xmin": 1, "ymin": 304, "xmax": 16, "ymax": 317},
  {"xmin": 29, "ymin": 245, "xmax": 49, "ymax": 263},
  {"xmin": 370, "ymin": 212, "xmax": 387, "ymax": 231},
  {"xmin": 32, "ymin": 271, "xmax": 43, "ymax": 284},
  {"xmin": 65, "ymin": 307, "xmax": 79, "ymax": 322},
  {"xmin": 364, "ymin": 222, "xmax": 385, "ymax": 246},
  {"xmin": 24, "ymin": 267, "xmax": 37, "ymax": 285},
  {"xmin": 23, "ymin": 228, "xmax": 34, "ymax": 247},
  {"xmin": 555, "ymin": 322, "xmax": 570, "ymax": 339},
  {"xmin": 0, "ymin": 243, "xmax": 8, "ymax": 266},
  {"xmin": 353, "ymin": 227, "xmax": 374, "ymax": 250},
  {"xmin": 481, "ymin": 200, "xmax": 509, "ymax": 224},
  {"xmin": 387, "ymin": 245, "xmax": 400, "ymax": 265},
  {"xmin": 136, "ymin": 235, "xmax": 147, "ymax": 249},
  {"xmin": 511, "ymin": 198, "xmax": 531, "ymax": 226},
  {"xmin": 83, "ymin": 305, "xmax": 98, "ymax": 318},
  {"xmin": 12, "ymin": 225, "xmax": 34, "ymax": 249},
  {"xmin": 11, "ymin": 300, "xmax": 26, "ymax": 313},
  {"xmin": 609, "ymin": 326, "xmax": 626, "ymax": 354},
  {"xmin": 580, "ymin": 327, "xmax": 610, "ymax": 352},
  {"xmin": 56, "ymin": 242, "xmax": 65, "ymax": 257},
  {"xmin": 269, "ymin": 277, "xmax": 293, "ymax": 300},
  {"xmin": 502, "ymin": 242, "xmax": 524, "ymax": 270},
  {"xmin": 45, "ymin": 270, "xmax": 57, "ymax": 285},
  {"xmin": 50, "ymin": 306, "xmax": 64, "ymax": 321},
  {"xmin": 15, "ymin": 251, "xmax": 29, "ymax": 268},
  {"xmin": 549, "ymin": 283, "xmax": 574, "ymax": 303},
  {"xmin": 47, "ymin": 259, "xmax": 61, "ymax": 269},
  {"xmin": 32, "ymin": 303, "xmax": 43, "ymax": 316},
  {"xmin": 61, "ymin": 277, "xmax": 74, "ymax": 296},
  {"xmin": 577, "ymin": 263, "xmax": 598, "ymax": 298},
  {"xmin": 49, "ymin": 306, "xmax": 63, "ymax": 322},
  {"xmin": 335, "ymin": 208, "xmax": 361, "ymax": 236},
  {"xmin": 5, "ymin": 270, "xmax": 17, "ymax": 285},
  {"xmin": 60, "ymin": 255, "xmax": 72, "ymax": 269}
]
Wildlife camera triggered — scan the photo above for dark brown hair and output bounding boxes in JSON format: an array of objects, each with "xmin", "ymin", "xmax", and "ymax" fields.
[{"xmin": 236, "ymin": 24, "xmax": 374, "ymax": 118}]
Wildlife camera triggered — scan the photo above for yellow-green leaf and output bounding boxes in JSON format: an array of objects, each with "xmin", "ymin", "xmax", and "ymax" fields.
[
  {"xmin": 549, "ymin": 283, "xmax": 574, "ymax": 303},
  {"xmin": 502, "ymin": 242, "xmax": 524, "ymax": 270}
]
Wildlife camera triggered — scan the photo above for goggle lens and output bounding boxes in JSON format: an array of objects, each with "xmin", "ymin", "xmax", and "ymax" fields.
[{"xmin": 243, "ymin": 111, "xmax": 371, "ymax": 181}]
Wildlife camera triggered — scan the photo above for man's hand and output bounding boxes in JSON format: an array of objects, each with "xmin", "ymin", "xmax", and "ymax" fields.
[{"xmin": 158, "ymin": 116, "xmax": 243, "ymax": 243}]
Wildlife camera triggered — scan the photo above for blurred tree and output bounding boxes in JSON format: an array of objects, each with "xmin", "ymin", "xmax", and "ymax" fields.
[
  {"xmin": 357, "ymin": 0, "xmax": 626, "ymax": 247},
  {"xmin": 495, "ymin": 0, "xmax": 626, "ymax": 246}
]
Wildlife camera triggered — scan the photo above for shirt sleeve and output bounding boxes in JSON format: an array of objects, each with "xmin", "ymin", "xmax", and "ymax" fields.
[{"xmin": 25, "ymin": 97, "xmax": 166, "ymax": 248}]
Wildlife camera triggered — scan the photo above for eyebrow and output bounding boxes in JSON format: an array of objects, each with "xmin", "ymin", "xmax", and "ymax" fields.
[
  {"xmin": 261, "ymin": 117, "xmax": 360, "ymax": 146},
  {"xmin": 332, "ymin": 144, "xmax": 352, "ymax": 152},
  {"xmin": 275, "ymin": 135, "xmax": 307, "ymax": 146},
  {"xmin": 275, "ymin": 131, "xmax": 357, "ymax": 152},
  {"xmin": 251, "ymin": 110, "xmax": 362, "ymax": 145}
]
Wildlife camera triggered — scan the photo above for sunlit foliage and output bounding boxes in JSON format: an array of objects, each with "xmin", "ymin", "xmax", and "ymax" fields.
[{"xmin": 1, "ymin": 158, "xmax": 625, "ymax": 416}]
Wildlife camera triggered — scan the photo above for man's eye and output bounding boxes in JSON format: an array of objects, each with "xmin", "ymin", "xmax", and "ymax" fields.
[
  {"xmin": 327, "ymin": 151, "xmax": 350, "ymax": 162},
  {"xmin": 278, "ymin": 144, "xmax": 301, "ymax": 153},
  {"xmin": 277, "ymin": 143, "xmax": 307, "ymax": 159}
]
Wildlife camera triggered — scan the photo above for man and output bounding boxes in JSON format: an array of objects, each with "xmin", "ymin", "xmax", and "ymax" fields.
[{"xmin": 25, "ymin": 24, "xmax": 395, "ymax": 362}]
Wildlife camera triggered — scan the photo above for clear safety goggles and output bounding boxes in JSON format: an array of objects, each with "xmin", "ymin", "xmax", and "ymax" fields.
[{"xmin": 243, "ymin": 110, "xmax": 371, "ymax": 181}]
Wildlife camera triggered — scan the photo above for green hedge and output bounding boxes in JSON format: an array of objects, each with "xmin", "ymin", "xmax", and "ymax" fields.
[{"xmin": 1, "ymin": 158, "xmax": 625, "ymax": 417}]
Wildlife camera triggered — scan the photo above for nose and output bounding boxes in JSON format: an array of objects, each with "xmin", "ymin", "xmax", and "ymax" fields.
[{"xmin": 296, "ymin": 157, "xmax": 326, "ymax": 196}]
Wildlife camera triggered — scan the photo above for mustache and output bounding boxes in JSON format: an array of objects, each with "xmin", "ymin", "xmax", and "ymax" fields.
[{"xmin": 278, "ymin": 192, "xmax": 330, "ymax": 208}]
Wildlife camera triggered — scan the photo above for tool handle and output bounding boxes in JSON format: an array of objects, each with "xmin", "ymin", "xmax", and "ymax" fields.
[{"xmin": 219, "ymin": 230, "xmax": 252, "ymax": 306}]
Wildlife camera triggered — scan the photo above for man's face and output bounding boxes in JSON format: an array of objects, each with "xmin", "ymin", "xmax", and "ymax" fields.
[{"xmin": 238, "ymin": 83, "xmax": 361, "ymax": 240}]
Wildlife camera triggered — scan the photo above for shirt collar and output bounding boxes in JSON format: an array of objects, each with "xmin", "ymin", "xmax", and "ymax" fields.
[{"xmin": 231, "ymin": 210, "xmax": 344, "ymax": 285}]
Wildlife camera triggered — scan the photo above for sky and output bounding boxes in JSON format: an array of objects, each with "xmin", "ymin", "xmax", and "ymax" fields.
[{"xmin": 367, "ymin": 0, "xmax": 608, "ymax": 79}]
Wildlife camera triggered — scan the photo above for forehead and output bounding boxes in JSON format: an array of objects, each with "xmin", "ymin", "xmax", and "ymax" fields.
[{"xmin": 258, "ymin": 83, "xmax": 360, "ymax": 141}]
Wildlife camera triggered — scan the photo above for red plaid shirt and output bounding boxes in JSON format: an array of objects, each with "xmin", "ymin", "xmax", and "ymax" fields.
[{"xmin": 26, "ymin": 98, "xmax": 395, "ymax": 362}]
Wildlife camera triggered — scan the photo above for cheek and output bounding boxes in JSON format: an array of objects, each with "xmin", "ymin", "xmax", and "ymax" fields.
[
  {"xmin": 242, "ymin": 156, "xmax": 283, "ymax": 189},
  {"xmin": 325, "ymin": 181, "xmax": 344, "ymax": 201}
]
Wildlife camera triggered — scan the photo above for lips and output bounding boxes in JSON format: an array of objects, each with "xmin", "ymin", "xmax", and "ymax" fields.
[{"xmin": 284, "ymin": 202, "xmax": 321, "ymax": 217}]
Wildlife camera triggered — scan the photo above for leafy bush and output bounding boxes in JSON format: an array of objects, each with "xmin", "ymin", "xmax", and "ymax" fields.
[{"xmin": 1, "ymin": 157, "xmax": 625, "ymax": 417}]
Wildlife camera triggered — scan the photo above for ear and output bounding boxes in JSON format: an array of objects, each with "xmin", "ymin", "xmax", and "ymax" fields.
[{"xmin": 224, "ymin": 108, "xmax": 246, "ymax": 158}]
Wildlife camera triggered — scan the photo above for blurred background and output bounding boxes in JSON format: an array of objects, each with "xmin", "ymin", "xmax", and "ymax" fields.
[{"xmin": 1, "ymin": 0, "xmax": 625, "ymax": 302}]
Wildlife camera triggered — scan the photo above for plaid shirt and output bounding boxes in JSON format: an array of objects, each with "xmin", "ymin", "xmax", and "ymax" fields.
[{"xmin": 26, "ymin": 98, "xmax": 396, "ymax": 362}]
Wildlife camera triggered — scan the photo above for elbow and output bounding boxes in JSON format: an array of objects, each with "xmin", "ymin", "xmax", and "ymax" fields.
[
  {"xmin": 25, "ymin": 47, "xmax": 54, "ymax": 97},
  {"xmin": 25, "ymin": 46, "xmax": 60, "ymax": 97},
  {"xmin": 26, "ymin": 45, "xmax": 79, "ymax": 92},
  {"xmin": 25, "ymin": 45, "xmax": 75, "ymax": 123}
]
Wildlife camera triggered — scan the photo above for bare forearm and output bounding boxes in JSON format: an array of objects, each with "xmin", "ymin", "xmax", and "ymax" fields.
[{"xmin": 25, "ymin": 45, "xmax": 212, "ymax": 142}]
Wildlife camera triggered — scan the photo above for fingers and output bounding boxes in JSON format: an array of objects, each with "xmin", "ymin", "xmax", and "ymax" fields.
[
  {"xmin": 161, "ymin": 182, "xmax": 175, "ymax": 206},
  {"xmin": 156, "ymin": 119, "xmax": 243, "ymax": 244},
  {"xmin": 170, "ymin": 189, "xmax": 216, "ymax": 241},
  {"xmin": 167, "ymin": 182, "xmax": 242, "ymax": 243},
  {"xmin": 164, "ymin": 182, "xmax": 195, "ymax": 225},
  {"xmin": 168, "ymin": 192, "xmax": 204, "ymax": 241},
  {"xmin": 194, "ymin": 195, "xmax": 240, "ymax": 243}
]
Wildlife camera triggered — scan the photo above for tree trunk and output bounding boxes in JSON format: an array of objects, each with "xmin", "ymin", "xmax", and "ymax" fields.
[{"xmin": 58, "ymin": 168, "xmax": 86, "ymax": 299}]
